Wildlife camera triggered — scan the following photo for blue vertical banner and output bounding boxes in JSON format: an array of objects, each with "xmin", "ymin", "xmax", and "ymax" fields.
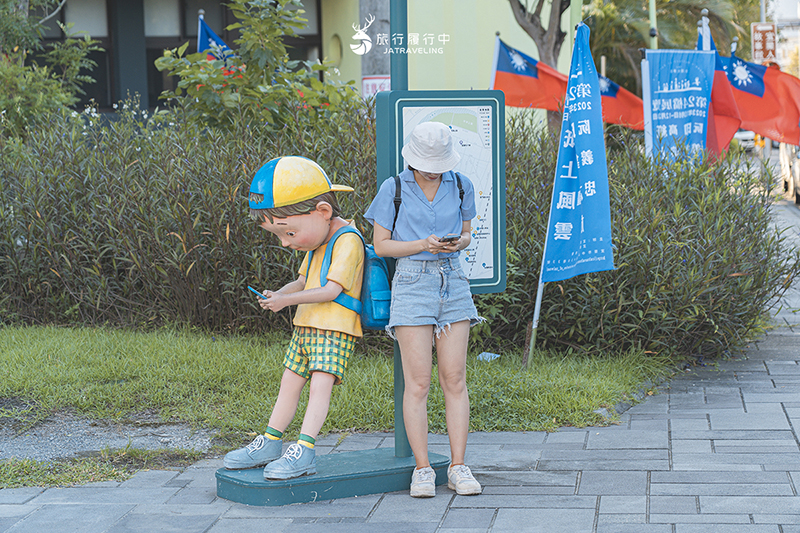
[
  {"xmin": 541, "ymin": 24, "xmax": 614, "ymax": 283},
  {"xmin": 643, "ymin": 50, "xmax": 715, "ymax": 159}
]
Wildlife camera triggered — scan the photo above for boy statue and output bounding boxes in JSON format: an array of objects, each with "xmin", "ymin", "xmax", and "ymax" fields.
[{"xmin": 224, "ymin": 156, "xmax": 364, "ymax": 480}]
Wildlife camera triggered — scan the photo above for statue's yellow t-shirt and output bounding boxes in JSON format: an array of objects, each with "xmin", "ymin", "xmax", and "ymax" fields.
[{"xmin": 294, "ymin": 225, "xmax": 364, "ymax": 337}]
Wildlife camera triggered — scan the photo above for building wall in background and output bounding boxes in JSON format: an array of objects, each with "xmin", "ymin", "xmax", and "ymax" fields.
[
  {"xmin": 41, "ymin": 0, "xmax": 567, "ymax": 108},
  {"xmin": 320, "ymin": 0, "xmax": 362, "ymax": 89},
  {"xmin": 322, "ymin": 0, "xmax": 570, "ymax": 94}
]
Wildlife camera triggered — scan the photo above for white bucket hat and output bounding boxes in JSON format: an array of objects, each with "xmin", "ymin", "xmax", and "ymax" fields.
[{"xmin": 401, "ymin": 122, "xmax": 461, "ymax": 174}]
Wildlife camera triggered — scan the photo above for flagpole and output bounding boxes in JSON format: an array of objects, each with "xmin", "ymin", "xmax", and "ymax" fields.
[
  {"xmin": 642, "ymin": 50, "xmax": 653, "ymax": 157},
  {"xmin": 700, "ymin": 10, "xmax": 710, "ymax": 51},
  {"xmin": 198, "ymin": 9, "xmax": 204, "ymax": 55},
  {"xmin": 490, "ymin": 34, "xmax": 501, "ymax": 89},
  {"xmin": 648, "ymin": 0, "xmax": 658, "ymax": 49},
  {"xmin": 526, "ymin": 21, "xmax": 572, "ymax": 369},
  {"xmin": 526, "ymin": 144, "xmax": 560, "ymax": 370},
  {"xmin": 527, "ymin": 280, "xmax": 546, "ymax": 369},
  {"xmin": 527, "ymin": 24, "xmax": 616, "ymax": 368}
]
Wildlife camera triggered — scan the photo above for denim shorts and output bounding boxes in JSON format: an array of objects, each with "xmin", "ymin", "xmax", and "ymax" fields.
[{"xmin": 388, "ymin": 257, "xmax": 483, "ymax": 337}]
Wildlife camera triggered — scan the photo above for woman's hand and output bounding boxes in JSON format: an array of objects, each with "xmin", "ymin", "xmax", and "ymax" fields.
[
  {"xmin": 423, "ymin": 235, "xmax": 459, "ymax": 254},
  {"xmin": 373, "ymin": 223, "xmax": 470, "ymax": 258}
]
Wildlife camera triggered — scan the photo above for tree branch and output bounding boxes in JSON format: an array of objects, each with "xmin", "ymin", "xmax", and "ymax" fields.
[{"xmin": 39, "ymin": 0, "xmax": 67, "ymax": 25}]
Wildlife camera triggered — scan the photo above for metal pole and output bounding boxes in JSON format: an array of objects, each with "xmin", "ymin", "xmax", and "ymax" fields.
[
  {"xmin": 527, "ymin": 136, "xmax": 563, "ymax": 368},
  {"xmin": 761, "ymin": 0, "xmax": 766, "ymax": 23},
  {"xmin": 642, "ymin": 50, "xmax": 653, "ymax": 157},
  {"xmin": 198, "ymin": 9, "xmax": 204, "ymax": 54},
  {"xmin": 389, "ymin": 0, "xmax": 411, "ymax": 459},
  {"xmin": 699, "ymin": 10, "xmax": 710, "ymax": 51},
  {"xmin": 390, "ymin": 0, "xmax": 408, "ymax": 91},
  {"xmin": 649, "ymin": 0, "xmax": 658, "ymax": 49},
  {"xmin": 527, "ymin": 281, "xmax": 545, "ymax": 369},
  {"xmin": 569, "ymin": 0, "xmax": 583, "ymax": 55}
]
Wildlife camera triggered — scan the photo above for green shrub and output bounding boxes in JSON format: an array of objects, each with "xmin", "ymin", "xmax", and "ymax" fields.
[
  {"xmin": 154, "ymin": 0, "xmax": 357, "ymax": 129},
  {"xmin": 1, "ymin": 102, "xmax": 797, "ymax": 358},
  {"xmin": 474, "ymin": 113, "xmax": 800, "ymax": 357},
  {"xmin": 0, "ymin": 6, "xmax": 101, "ymax": 142},
  {"xmin": 0, "ymin": 96, "xmax": 376, "ymax": 332},
  {"xmin": 0, "ymin": 58, "xmax": 73, "ymax": 139}
]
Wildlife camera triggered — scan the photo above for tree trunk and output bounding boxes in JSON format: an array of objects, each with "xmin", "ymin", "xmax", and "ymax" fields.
[{"xmin": 507, "ymin": 0, "xmax": 571, "ymax": 134}]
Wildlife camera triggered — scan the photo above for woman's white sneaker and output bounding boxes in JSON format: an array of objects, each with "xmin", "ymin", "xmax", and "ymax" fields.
[
  {"xmin": 447, "ymin": 464, "xmax": 482, "ymax": 495},
  {"xmin": 410, "ymin": 466, "xmax": 436, "ymax": 498}
]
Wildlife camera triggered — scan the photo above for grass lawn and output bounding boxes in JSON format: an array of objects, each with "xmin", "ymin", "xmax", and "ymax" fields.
[{"xmin": 0, "ymin": 325, "xmax": 675, "ymax": 487}]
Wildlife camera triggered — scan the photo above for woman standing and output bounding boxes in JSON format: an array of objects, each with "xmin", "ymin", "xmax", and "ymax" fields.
[{"xmin": 364, "ymin": 122, "xmax": 483, "ymax": 498}]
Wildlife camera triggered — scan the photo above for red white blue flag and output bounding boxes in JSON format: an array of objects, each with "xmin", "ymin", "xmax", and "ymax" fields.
[
  {"xmin": 490, "ymin": 37, "xmax": 567, "ymax": 112},
  {"xmin": 726, "ymin": 51, "xmax": 800, "ymax": 145},
  {"xmin": 599, "ymin": 75, "xmax": 643, "ymax": 130},
  {"xmin": 198, "ymin": 16, "xmax": 231, "ymax": 60},
  {"xmin": 695, "ymin": 32, "xmax": 741, "ymax": 158}
]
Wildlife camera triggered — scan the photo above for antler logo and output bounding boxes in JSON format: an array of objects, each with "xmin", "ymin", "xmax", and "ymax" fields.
[{"xmin": 350, "ymin": 14, "xmax": 375, "ymax": 55}]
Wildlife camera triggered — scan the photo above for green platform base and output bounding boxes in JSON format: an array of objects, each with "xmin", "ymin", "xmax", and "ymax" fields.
[{"xmin": 216, "ymin": 449, "xmax": 450, "ymax": 506}]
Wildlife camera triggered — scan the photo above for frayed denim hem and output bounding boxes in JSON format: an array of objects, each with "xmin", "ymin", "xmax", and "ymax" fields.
[
  {"xmin": 386, "ymin": 315, "xmax": 485, "ymax": 340},
  {"xmin": 435, "ymin": 316, "xmax": 485, "ymax": 338}
]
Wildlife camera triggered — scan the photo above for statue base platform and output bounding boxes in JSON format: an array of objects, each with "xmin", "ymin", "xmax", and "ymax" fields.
[{"xmin": 216, "ymin": 448, "xmax": 449, "ymax": 506}]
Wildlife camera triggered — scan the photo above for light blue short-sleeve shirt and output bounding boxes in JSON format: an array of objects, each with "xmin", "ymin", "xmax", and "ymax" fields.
[{"xmin": 364, "ymin": 169, "xmax": 477, "ymax": 261}]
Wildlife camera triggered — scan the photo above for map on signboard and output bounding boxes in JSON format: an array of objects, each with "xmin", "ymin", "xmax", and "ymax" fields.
[{"xmin": 401, "ymin": 106, "xmax": 494, "ymax": 281}]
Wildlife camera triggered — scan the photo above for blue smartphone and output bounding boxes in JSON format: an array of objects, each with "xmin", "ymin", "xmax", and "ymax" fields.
[{"xmin": 247, "ymin": 286, "xmax": 267, "ymax": 299}]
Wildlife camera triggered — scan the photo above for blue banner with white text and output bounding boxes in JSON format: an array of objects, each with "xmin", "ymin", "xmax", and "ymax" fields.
[
  {"xmin": 541, "ymin": 24, "xmax": 614, "ymax": 283},
  {"xmin": 645, "ymin": 50, "xmax": 714, "ymax": 159}
]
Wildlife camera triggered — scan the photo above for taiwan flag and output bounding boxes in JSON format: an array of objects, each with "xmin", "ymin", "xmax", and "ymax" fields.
[
  {"xmin": 726, "ymin": 51, "xmax": 800, "ymax": 145},
  {"xmin": 490, "ymin": 37, "xmax": 567, "ymax": 112},
  {"xmin": 598, "ymin": 75, "xmax": 643, "ymax": 130},
  {"xmin": 695, "ymin": 32, "xmax": 741, "ymax": 158},
  {"xmin": 198, "ymin": 16, "xmax": 231, "ymax": 60}
]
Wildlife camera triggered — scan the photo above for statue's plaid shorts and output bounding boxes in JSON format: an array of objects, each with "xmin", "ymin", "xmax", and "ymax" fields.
[{"xmin": 283, "ymin": 326, "xmax": 356, "ymax": 385}]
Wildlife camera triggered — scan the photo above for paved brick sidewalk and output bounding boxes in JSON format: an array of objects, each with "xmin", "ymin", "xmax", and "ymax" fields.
[
  {"xmin": 2, "ymin": 330, "xmax": 799, "ymax": 533},
  {"xmin": 1, "ymin": 203, "xmax": 799, "ymax": 532}
]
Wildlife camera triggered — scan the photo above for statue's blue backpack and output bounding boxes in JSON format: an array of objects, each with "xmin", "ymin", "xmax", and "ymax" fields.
[{"xmin": 306, "ymin": 226, "xmax": 391, "ymax": 330}]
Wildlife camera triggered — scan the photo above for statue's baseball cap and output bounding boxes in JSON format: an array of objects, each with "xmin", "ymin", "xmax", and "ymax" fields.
[{"xmin": 249, "ymin": 156, "xmax": 353, "ymax": 209}]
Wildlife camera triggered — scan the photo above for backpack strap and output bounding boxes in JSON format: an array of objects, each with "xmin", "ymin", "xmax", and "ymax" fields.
[
  {"xmin": 392, "ymin": 175, "xmax": 402, "ymax": 233},
  {"xmin": 454, "ymin": 171, "xmax": 464, "ymax": 206},
  {"xmin": 305, "ymin": 225, "xmax": 364, "ymax": 314},
  {"xmin": 389, "ymin": 171, "xmax": 461, "ymax": 234}
]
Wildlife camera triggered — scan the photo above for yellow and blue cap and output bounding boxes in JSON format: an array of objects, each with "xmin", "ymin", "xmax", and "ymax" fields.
[{"xmin": 249, "ymin": 156, "xmax": 353, "ymax": 209}]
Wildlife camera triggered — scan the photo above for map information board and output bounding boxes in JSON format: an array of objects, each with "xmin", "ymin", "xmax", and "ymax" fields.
[{"xmin": 376, "ymin": 91, "xmax": 506, "ymax": 294}]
